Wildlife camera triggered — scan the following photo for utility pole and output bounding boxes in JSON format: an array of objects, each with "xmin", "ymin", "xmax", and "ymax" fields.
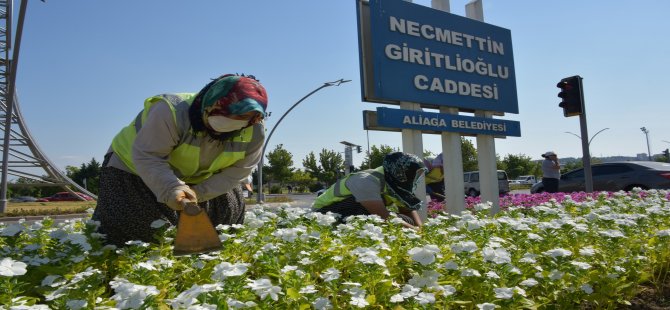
[{"xmin": 640, "ymin": 127, "xmax": 651, "ymax": 161}]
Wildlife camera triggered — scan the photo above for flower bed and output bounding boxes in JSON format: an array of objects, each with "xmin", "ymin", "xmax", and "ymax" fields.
[{"xmin": 1, "ymin": 189, "xmax": 669, "ymax": 309}]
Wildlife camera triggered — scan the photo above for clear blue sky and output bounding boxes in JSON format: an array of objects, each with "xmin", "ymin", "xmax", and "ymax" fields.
[{"xmin": 15, "ymin": 0, "xmax": 670, "ymax": 171}]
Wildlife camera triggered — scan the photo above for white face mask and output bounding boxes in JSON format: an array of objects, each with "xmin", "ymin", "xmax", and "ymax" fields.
[{"xmin": 207, "ymin": 115, "xmax": 248, "ymax": 133}]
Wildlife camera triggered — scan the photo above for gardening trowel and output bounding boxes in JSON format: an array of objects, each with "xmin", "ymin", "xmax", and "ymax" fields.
[{"xmin": 173, "ymin": 198, "xmax": 223, "ymax": 256}]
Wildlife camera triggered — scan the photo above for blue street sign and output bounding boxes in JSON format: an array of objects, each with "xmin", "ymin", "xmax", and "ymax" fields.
[
  {"xmin": 361, "ymin": 0, "xmax": 518, "ymax": 113},
  {"xmin": 376, "ymin": 107, "xmax": 521, "ymax": 137}
]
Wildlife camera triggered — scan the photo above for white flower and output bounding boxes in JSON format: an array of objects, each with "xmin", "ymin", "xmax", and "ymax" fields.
[
  {"xmin": 135, "ymin": 262, "xmax": 156, "ymax": 271},
  {"xmin": 443, "ymin": 260, "xmax": 458, "ymax": 270},
  {"xmin": 41, "ymin": 275, "xmax": 61, "ymax": 287},
  {"xmin": 451, "ymin": 241, "xmax": 478, "ymax": 254},
  {"xmin": 414, "ymin": 292, "xmax": 435, "ymax": 305},
  {"xmin": 527, "ymin": 233, "xmax": 543, "ymax": 241},
  {"xmin": 246, "ymin": 278, "xmax": 283, "ymax": 301},
  {"xmin": 313, "ymin": 297, "xmax": 332, "ymax": 310},
  {"xmin": 390, "ymin": 294, "xmax": 405, "ymax": 303},
  {"xmin": 408, "ymin": 270, "xmax": 440, "ymax": 288},
  {"xmin": 273, "ymin": 227, "xmax": 302, "ymax": 243},
  {"xmin": 543, "ymin": 248, "xmax": 572, "ymax": 258},
  {"xmin": 482, "ymin": 247, "xmax": 511, "ymax": 264},
  {"xmin": 461, "ymin": 268, "xmax": 481, "ymax": 277},
  {"xmin": 0, "ymin": 223, "xmax": 23, "ymax": 237},
  {"xmin": 579, "ymin": 247, "xmax": 596, "ymax": 256},
  {"xmin": 486, "ymin": 271, "xmax": 500, "ymax": 279},
  {"xmin": 514, "ymin": 286, "xmax": 527, "ymax": 297},
  {"xmin": 0, "ymin": 257, "xmax": 27, "ymax": 277},
  {"xmin": 109, "ymin": 278, "xmax": 159, "ymax": 310},
  {"xmin": 548, "ymin": 269, "xmax": 564, "ymax": 280},
  {"xmin": 226, "ymin": 298, "xmax": 257, "ymax": 309},
  {"xmin": 519, "ymin": 278, "xmax": 539, "ymax": 287},
  {"xmin": 281, "ymin": 265, "xmax": 298, "ymax": 274},
  {"xmin": 570, "ymin": 261, "xmax": 592, "ymax": 270},
  {"xmin": 350, "ymin": 296, "xmax": 369, "ymax": 308},
  {"xmin": 66, "ymin": 299, "xmax": 87, "ymax": 310},
  {"xmin": 407, "ymin": 245, "xmax": 440, "ymax": 266},
  {"xmin": 581, "ymin": 283, "xmax": 594, "ymax": 294},
  {"xmin": 519, "ymin": 253, "xmax": 537, "ymax": 263},
  {"xmin": 352, "ymin": 247, "xmax": 385, "ymax": 266},
  {"xmin": 320, "ymin": 268, "xmax": 341, "ymax": 282},
  {"xmin": 299, "ymin": 285, "xmax": 318, "ymax": 294},
  {"xmin": 656, "ymin": 229, "xmax": 670, "ymax": 237},
  {"xmin": 299, "ymin": 257, "xmax": 315, "ymax": 265},
  {"xmin": 477, "ymin": 303, "xmax": 497, "ymax": 310},
  {"xmin": 150, "ymin": 219, "xmax": 169, "ymax": 228},
  {"xmin": 211, "ymin": 262, "xmax": 249, "ymax": 281},
  {"xmin": 387, "ymin": 284, "xmax": 419, "ymax": 304},
  {"xmin": 171, "ymin": 283, "xmax": 223, "ymax": 309},
  {"xmin": 599, "ymin": 229, "xmax": 625, "ymax": 238},
  {"xmin": 494, "ymin": 287, "xmax": 514, "ymax": 299},
  {"xmin": 474, "ymin": 202, "xmax": 492, "ymax": 211},
  {"xmin": 440, "ymin": 285, "xmax": 457, "ymax": 296}
]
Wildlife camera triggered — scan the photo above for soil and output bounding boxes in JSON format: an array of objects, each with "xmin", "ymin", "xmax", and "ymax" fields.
[{"xmin": 623, "ymin": 280, "xmax": 670, "ymax": 310}]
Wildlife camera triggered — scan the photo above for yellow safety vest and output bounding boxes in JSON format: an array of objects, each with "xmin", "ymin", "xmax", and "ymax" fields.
[
  {"xmin": 425, "ymin": 167, "xmax": 444, "ymax": 184},
  {"xmin": 313, "ymin": 167, "xmax": 404, "ymax": 212},
  {"xmin": 111, "ymin": 93, "xmax": 254, "ymax": 184}
]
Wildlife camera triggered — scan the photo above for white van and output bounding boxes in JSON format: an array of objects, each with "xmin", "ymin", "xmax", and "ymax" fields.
[
  {"xmin": 510, "ymin": 175, "xmax": 537, "ymax": 185},
  {"xmin": 463, "ymin": 170, "xmax": 510, "ymax": 197}
]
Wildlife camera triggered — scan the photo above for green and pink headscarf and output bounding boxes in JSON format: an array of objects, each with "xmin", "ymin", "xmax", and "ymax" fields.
[{"xmin": 199, "ymin": 74, "xmax": 268, "ymax": 118}]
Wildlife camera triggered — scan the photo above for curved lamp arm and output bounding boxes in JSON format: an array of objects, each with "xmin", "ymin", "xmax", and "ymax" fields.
[{"xmin": 256, "ymin": 79, "xmax": 351, "ymax": 203}]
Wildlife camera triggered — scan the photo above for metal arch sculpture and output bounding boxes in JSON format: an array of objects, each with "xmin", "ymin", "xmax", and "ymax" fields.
[{"xmin": 0, "ymin": 0, "xmax": 96, "ymax": 213}]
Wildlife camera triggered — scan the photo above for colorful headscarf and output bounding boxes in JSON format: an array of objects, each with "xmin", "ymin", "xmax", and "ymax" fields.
[
  {"xmin": 383, "ymin": 152, "xmax": 428, "ymax": 210},
  {"xmin": 200, "ymin": 74, "xmax": 268, "ymax": 118}
]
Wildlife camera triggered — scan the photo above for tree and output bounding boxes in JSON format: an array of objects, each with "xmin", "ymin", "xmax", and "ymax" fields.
[
  {"xmin": 65, "ymin": 158, "xmax": 101, "ymax": 194},
  {"xmin": 359, "ymin": 145, "xmax": 398, "ymax": 170},
  {"xmin": 318, "ymin": 149, "xmax": 344, "ymax": 186},
  {"xmin": 301, "ymin": 148, "xmax": 344, "ymax": 187},
  {"xmin": 499, "ymin": 154, "xmax": 538, "ymax": 179},
  {"xmin": 461, "ymin": 138, "xmax": 478, "ymax": 172},
  {"xmin": 302, "ymin": 152, "xmax": 320, "ymax": 180},
  {"xmin": 8, "ymin": 177, "xmax": 46, "ymax": 198},
  {"xmin": 289, "ymin": 169, "xmax": 318, "ymax": 193},
  {"xmin": 264, "ymin": 144, "xmax": 294, "ymax": 186}
]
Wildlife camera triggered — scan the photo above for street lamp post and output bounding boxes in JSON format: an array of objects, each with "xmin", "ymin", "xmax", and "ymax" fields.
[
  {"xmin": 256, "ymin": 79, "xmax": 350, "ymax": 203},
  {"xmin": 564, "ymin": 127, "xmax": 610, "ymax": 155},
  {"xmin": 641, "ymin": 127, "xmax": 651, "ymax": 161}
]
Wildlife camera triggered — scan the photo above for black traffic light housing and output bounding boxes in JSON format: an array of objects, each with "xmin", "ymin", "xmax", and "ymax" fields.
[
  {"xmin": 557, "ymin": 75, "xmax": 584, "ymax": 117},
  {"xmin": 356, "ymin": 146, "xmax": 362, "ymax": 153}
]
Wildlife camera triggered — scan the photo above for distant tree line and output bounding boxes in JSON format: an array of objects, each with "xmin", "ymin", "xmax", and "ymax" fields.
[{"xmin": 9, "ymin": 140, "xmax": 670, "ymax": 198}]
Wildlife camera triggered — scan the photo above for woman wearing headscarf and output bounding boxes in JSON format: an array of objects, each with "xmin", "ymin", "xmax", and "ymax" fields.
[
  {"xmin": 312, "ymin": 152, "xmax": 427, "ymax": 230},
  {"xmin": 92, "ymin": 74, "xmax": 268, "ymax": 246}
]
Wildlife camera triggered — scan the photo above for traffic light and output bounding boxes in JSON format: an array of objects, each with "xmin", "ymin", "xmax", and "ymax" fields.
[
  {"xmin": 557, "ymin": 75, "xmax": 584, "ymax": 117},
  {"xmin": 356, "ymin": 146, "xmax": 362, "ymax": 153}
]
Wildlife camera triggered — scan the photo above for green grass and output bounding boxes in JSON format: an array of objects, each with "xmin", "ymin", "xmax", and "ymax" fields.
[{"xmin": 1, "ymin": 196, "xmax": 293, "ymax": 217}]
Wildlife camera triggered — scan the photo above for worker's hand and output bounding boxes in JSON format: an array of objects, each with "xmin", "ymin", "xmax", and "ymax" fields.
[{"xmin": 166, "ymin": 186, "xmax": 197, "ymax": 211}]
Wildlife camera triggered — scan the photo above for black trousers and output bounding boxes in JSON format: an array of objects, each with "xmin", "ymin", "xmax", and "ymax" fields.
[
  {"xmin": 92, "ymin": 155, "xmax": 245, "ymax": 246},
  {"xmin": 542, "ymin": 177, "xmax": 560, "ymax": 193}
]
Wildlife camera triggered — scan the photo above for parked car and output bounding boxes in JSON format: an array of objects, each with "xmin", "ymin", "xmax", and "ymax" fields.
[
  {"xmin": 9, "ymin": 196, "xmax": 38, "ymax": 203},
  {"xmin": 463, "ymin": 170, "xmax": 510, "ymax": 197},
  {"xmin": 530, "ymin": 161, "xmax": 670, "ymax": 194},
  {"xmin": 37, "ymin": 192, "xmax": 95, "ymax": 202},
  {"xmin": 510, "ymin": 175, "xmax": 537, "ymax": 185}
]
